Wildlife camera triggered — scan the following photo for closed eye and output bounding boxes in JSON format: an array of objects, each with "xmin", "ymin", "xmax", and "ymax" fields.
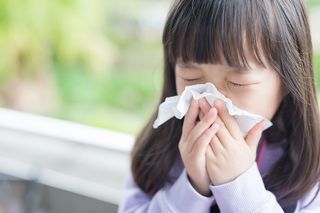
[
  {"xmin": 183, "ymin": 78, "xmax": 201, "ymax": 82},
  {"xmin": 228, "ymin": 81, "xmax": 249, "ymax": 87}
]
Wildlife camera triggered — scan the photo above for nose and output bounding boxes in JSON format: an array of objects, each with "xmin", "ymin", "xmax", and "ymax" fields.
[
  {"xmin": 213, "ymin": 84, "xmax": 230, "ymax": 100},
  {"xmin": 212, "ymin": 82, "xmax": 226, "ymax": 96}
]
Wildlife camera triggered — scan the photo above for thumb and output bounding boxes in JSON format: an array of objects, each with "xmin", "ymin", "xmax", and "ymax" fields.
[{"xmin": 245, "ymin": 120, "xmax": 267, "ymax": 151}]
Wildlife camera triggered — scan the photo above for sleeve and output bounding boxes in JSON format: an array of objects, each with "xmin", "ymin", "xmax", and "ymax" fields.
[
  {"xmin": 209, "ymin": 162, "xmax": 284, "ymax": 213},
  {"xmin": 117, "ymin": 169, "xmax": 215, "ymax": 213},
  {"xmin": 208, "ymin": 162, "xmax": 320, "ymax": 213},
  {"xmin": 294, "ymin": 182, "xmax": 320, "ymax": 213}
]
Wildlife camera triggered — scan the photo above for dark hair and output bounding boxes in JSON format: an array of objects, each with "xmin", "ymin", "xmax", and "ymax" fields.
[{"xmin": 131, "ymin": 0, "xmax": 320, "ymax": 209}]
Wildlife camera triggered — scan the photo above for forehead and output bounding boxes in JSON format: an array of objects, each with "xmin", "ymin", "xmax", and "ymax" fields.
[{"xmin": 175, "ymin": 55, "xmax": 265, "ymax": 74}]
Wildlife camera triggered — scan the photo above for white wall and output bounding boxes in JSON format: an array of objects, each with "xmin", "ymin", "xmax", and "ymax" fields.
[{"xmin": 0, "ymin": 108, "xmax": 134, "ymax": 208}]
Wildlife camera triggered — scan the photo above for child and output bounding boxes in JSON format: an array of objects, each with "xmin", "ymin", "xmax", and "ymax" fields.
[{"xmin": 118, "ymin": 0, "xmax": 320, "ymax": 212}]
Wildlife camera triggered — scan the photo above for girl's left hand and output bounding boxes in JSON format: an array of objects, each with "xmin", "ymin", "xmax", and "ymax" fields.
[{"xmin": 198, "ymin": 98, "xmax": 267, "ymax": 186}]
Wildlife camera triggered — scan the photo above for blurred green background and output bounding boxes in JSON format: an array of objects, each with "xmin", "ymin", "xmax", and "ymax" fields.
[{"xmin": 0, "ymin": 0, "xmax": 319, "ymax": 134}]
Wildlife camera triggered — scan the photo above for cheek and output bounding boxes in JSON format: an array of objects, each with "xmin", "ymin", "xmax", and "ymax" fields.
[
  {"xmin": 232, "ymin": 78, "xmax": 283, "ymax": 120},
  {"xmin": 175, "ymin": 78, "xmax": 186, "ymax": 95},
  {"xmin": 259, "ymin": 86, "xmax": 284, "ymax": 120}
]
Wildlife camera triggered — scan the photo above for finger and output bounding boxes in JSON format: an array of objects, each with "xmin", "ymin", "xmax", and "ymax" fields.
[
  {"xmin": 183, "ymin": 98, "xmax": 200, "ymax": 135},
  {"xmin": 245, "ymin": 119, "xmax": 267, "ymax": 151},
  {"xmin": 199, "ymin": 97, "xmax": 213, "ymax": 121},
  {"xmin": 187, "ymin": 107, "xmax": 217, "ymax": 149},
  {"xmin": 199, "ymin": 111, "xmax": 204, "ymax": 121},
  {"xmin": 199, "ymin": 98, "xmax": 211, "ymax": 115},
  {"xmin": 205, "ymin": 144, "xmax": 216, "ymax": 163},
  {"xmin": 214, "ymin": 99, "xmax": 243, "ymax": 140},
  {"xmin": 191, "ymin": 123, "xmax": 219, "ymax": 154},
  {"xmin": 209, "ymin": 134, "xmax": 225, "ymax": 155},
  {"xmin": 214, "ymin": 115, "xmax": 234, "ymax": 148}
]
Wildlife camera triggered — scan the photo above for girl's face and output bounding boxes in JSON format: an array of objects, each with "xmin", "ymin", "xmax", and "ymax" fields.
[{"xmin": 175, "ymin": 59, "xmax": 286, "ymax": 120}]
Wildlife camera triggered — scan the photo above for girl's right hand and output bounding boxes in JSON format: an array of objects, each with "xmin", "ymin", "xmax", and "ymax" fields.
[{"xmin": 178, "ymin": 98, "xmax": 219, "ymax": 196}]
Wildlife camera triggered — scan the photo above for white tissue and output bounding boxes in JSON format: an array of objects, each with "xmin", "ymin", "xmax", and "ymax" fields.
[{"xmin": 153, "ymin": 82, "xmax": 272, "ymax": 136}]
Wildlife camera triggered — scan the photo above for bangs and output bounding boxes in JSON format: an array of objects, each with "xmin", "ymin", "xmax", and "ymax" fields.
[{"xmin": 163, "ymin": 0, "xmax": 276, "ymax": 70}]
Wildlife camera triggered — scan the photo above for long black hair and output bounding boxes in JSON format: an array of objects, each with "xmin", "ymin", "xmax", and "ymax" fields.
[{"xmin": 132, "ymin": 0, "xmax": 320, "ymax": 208}]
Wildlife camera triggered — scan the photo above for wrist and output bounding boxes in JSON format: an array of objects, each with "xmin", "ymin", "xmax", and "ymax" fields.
[{"xmin": 187, "ymin": 175, "xmax": 212, "ymax": 196}]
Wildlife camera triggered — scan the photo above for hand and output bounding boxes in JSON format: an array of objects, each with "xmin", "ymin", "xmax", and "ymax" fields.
[
  {"xmin": 178, "ymin": 98, "xmax": 219, "ymax": 196},
  {"xmin": 199, "ymin": 98, "xmax": 267, "ymax": 186}
]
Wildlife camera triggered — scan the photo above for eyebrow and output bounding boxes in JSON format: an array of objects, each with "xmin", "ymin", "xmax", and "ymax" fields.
[{"xmin": 177, "ymin": 62, "xmax": 205, "ymax": 74}]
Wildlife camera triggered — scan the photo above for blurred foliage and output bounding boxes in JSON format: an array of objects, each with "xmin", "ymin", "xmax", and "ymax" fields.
[
  {"xmin": 0, "ymin": 0, "xmax": 165, "ymax": 134},
  {"xmin": 53, "ymin": 39, "xmax": 163, "ymax": 133},
  {"xmin": 0, "ymin": 0, "xmax": 319, "ymax": 135},
  {"xmin": 0, "ymin": 0, "xmax": 115, "ymax": 78},
  {"xmin": 308, "ymin": 0, "xmax": 320, "ymax": 6}
]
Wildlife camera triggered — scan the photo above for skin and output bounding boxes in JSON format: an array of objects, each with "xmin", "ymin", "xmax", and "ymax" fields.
[{"xmin": 176, "ymin": 59, "xmax": 286, "ymax": 196}]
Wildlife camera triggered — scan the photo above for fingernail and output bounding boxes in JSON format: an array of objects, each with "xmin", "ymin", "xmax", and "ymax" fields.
[
  {"xmin": 208, "ymin": 108, "xmax": 216, "ymax": 117},
  {"xmin": 209, "ymin": 123, "xmax": 219, "ymax": 132},
  {"xmin": 199, "ymin": 98, "xmax": 205, "ymax": 106},
  {"xmin": 215, "ymin": 99, "xmax": 224, "ymax": 108},
  {"xmin": 210, "ymin": 123, "xmax": 219, "ymax": 134}
]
